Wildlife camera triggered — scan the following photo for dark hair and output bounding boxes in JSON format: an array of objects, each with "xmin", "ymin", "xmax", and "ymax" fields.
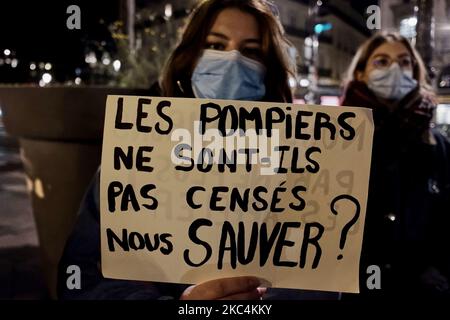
[
  {"xmin": 160, "ymin": 0, "xmax": 295, "ymax": 102},
  {"xmin": 344, "ymin": 32, "xmax": 432, "ymax": 91}
]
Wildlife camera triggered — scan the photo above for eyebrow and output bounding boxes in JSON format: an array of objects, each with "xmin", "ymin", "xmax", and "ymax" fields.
[
  {"xmin": 371, "ymin": 52, "xmax": 411, "ymax": 59},
  {"xmin": 208, "ymin": 31, "xmax": 261, "ymax": 44}
]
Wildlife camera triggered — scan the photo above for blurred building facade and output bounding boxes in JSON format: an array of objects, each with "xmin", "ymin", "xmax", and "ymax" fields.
[
  {"xmin": 274, "ymin": 0, "xmax": 371, "ymax": 101},
  {"xmin": 380, "ymin": 0, "xmax": 450, "ymax": 90}
]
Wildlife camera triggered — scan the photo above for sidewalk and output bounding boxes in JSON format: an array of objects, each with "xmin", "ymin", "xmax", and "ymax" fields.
[{"xmin": 0, "ymin": 144, "xmax": 48, "ymax": 299}]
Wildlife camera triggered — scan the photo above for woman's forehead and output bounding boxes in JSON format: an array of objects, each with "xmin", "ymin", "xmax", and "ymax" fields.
[
  {"xmin": 209, "ymin": 8, "xmax": 260, "ymax": 39},
  {"xmin": 369, "ymin": 41, "xmax": 411, "ymax": 59}
]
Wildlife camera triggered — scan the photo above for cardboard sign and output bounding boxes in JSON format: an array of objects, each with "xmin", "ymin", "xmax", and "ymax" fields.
[{"xmin": 100, "ymin": 95, "xmax": 374, "ymax": 293}]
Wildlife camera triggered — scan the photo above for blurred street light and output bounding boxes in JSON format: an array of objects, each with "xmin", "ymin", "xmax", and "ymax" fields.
[
  {"xmin": 305, "ymin": 37, "xmax": 313, "ymax": 47},
  {"xmin": 400, "ymin": 17, "xmax": 417, "ymax": 39},
  {"xmin": 42, "ymin": 73, "xmax": 52, "ymax": 84},
  {"xmin": 113, "ymin": 60, "xmax": 121, "ymax": 72},
  {"xmin": 300, "ymin": 78, "xmax": 310, "ymax": 87},
  {"xmin": 85, "ymin": 52, "xmax": 97, "ymax": 64},
  {"xmin": 102, "ymin": 53, "xmax": 111, "ymax": 65},
  {"xmin": 289, "ymin": 76, "xmax": 297, "ymax": 88},
  {"xmin": 314, "ymin": 22, "xmax": 332, "ymax": 34},
  {"xmin": 165, "ymin": 4, "xmax": 173, "ymax": 18}
]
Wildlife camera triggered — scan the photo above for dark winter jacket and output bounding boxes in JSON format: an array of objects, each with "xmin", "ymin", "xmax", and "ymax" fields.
[{"xmin": 341, "ymin": 81, "xmax": 450, "ymax": 297}]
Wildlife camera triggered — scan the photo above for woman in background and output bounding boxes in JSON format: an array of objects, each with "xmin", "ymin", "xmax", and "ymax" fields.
[{"xmin": 341, "ymin": 32, "xmax": 450, "ymax": 297}]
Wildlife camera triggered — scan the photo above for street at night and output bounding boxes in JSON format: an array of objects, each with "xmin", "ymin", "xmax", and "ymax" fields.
[{"xmin": 0, "ymin": 0, "xmax": 449, "ymax": 315}]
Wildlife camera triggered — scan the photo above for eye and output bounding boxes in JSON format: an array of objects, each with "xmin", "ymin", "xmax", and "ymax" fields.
[
  {"xmin": 372, "ymin": 57, "xmax": 390, "ymax": 69},
  {"xmin": 205, "ymin": 42, "xmax": 225, "ymax": 51},
  {"xmin": 240, "ymin": 47, "xmax": 263, "ymax": 61},
  {"xmin": 399, "ymin": 57, "xmax": 413, "ymax": 69}
]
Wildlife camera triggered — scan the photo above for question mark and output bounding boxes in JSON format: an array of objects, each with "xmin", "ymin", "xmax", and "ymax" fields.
[{"xmin": 330, "ymin": 194, "xmax": 360, "ymax": 260}]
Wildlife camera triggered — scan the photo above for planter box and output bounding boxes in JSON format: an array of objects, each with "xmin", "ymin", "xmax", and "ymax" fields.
[{"xmin": 0, "ymin": 86, "xmax": 148, "ymax": 298}]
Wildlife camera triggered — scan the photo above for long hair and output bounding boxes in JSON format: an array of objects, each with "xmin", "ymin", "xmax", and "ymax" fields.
[
  {"xmin": 344, "ymin": 32, "xmax": 432, "ymax": 91},
  {"xmin": 160, "ymin": 0, "xmax": 295, "ymax": 102}
]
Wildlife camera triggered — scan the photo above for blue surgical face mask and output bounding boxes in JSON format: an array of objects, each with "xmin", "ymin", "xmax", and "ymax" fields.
[
  {"xmin": 191, "ymin": 49, "xmax": 266, "ymax": 101},
  {"xmin": 367, "ymin": 63, "xmax": 418, "ymax": 101}
]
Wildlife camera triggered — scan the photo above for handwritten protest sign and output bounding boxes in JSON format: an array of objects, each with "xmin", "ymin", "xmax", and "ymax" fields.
[{"xmin": 100, "ymin": 95, "xmax": 374, "ymax": 293}]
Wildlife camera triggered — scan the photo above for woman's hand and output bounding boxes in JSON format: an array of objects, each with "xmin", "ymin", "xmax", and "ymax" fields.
[{"xmin": 180, "ymin": 276, "xmax": 266, "ymax": 300}]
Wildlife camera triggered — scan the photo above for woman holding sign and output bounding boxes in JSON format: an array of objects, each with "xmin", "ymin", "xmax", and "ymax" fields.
[
  {"xmin": 58, "ymin": 0, "xmax": 334, "ymax": 300},
  {"xmin": 341, "ymin": 32, "xmax": 450, "ymax": 297}
]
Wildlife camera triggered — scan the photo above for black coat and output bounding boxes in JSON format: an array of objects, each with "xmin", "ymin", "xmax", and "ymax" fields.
[{"xmin": 341, "ymin": 81, "xmax": 450, "ymax": 297}]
